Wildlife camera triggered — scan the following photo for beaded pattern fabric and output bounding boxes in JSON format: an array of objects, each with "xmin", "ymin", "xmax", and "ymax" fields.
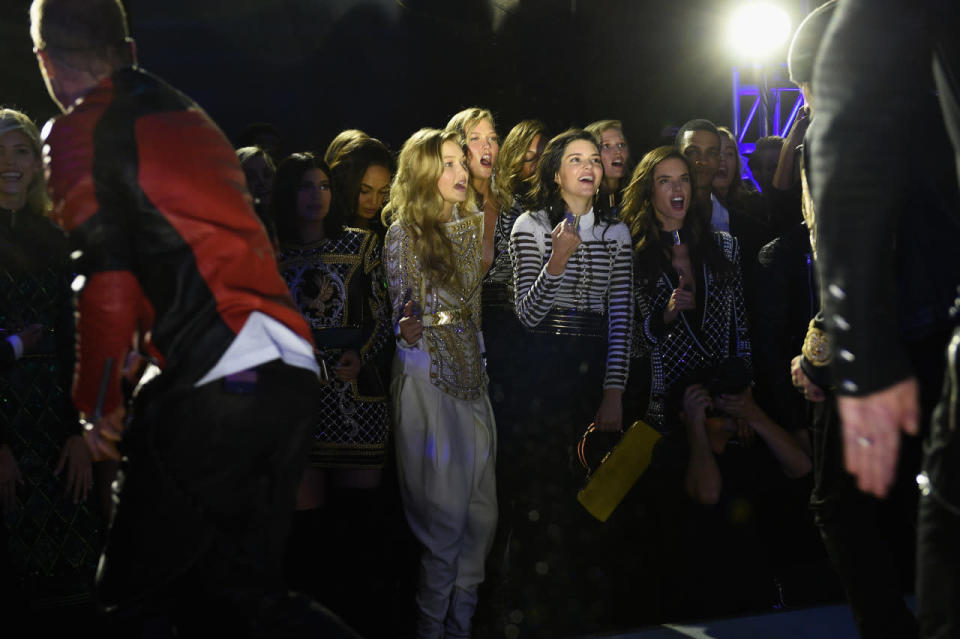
[
  {"xmin": 0, "ymin": 208, "xmax": 101, "ymax": 604},
  {"xmin": 633, "ymin": 231, "xmax": 752, "ymax": 430},
  {"xmin": 383, "ymin": 210, "xmax": 487, "ymax": 401},
  {"xmin": 278, "ymin": 227, "xmax": 391, "ymax": 469}
]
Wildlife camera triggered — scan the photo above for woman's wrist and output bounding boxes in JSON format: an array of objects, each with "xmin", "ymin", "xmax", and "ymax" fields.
[{"xmin": 545, "ymin": 254, "xmax": 568, "ymax": 276}]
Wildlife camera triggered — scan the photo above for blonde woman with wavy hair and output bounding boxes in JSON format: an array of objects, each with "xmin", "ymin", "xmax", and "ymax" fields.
[
  {"xmin": 382, "ymin": 128, "xmax": 497, "ymax": 639},
  {"xmin": 1, "ymin": 107, "xmax": 103, "ymax": 613},
  {"xmin": 585, "ymin": 119, "xmax": 632, "ymax": 214},
  {"xmin": 0, "ymin": 108, "xmax": 50, "ymax": 216}
]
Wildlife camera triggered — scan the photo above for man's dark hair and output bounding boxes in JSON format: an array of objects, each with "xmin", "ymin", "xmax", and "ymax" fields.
[
  {"xmin": 237, "ymin": 122, "xmax": 282, "ymax": 150},
  {"xmin": 674, "ymin": 119, "xmax": 721, "ymax": 148},
  {"xmin": 30, "ymin": 0, "xmax": 131, "ymax": 65},
  {"xmin": 788, "ymin": 0, "xmax": 838, "ymax": 85},
  {"xmin": 753, "ymin": 135, "xmax": 785, "ymax": 154}
]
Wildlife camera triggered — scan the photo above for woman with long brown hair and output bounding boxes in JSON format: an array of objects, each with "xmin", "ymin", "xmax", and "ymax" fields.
[{"xmin": 620, "ymin": 145, "xmax": 751, "ymax": 431}]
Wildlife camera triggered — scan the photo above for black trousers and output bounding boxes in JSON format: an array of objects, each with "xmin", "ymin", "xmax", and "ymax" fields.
[
  {"xmin": 97, "ymin": 359, "xmax": 359, "ymax": 638},
  {"xmin": 918, "ymin": 327, "xmax": 960, "ymax": 638},
  {"xmin": 809, "ymin": 330, "xmax": 950, "ymax": 639}
]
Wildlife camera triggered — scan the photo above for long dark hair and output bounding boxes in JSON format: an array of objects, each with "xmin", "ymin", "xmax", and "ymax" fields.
[
  {"xmin": 528, "ymin": 128, "xmax": 612, "ymax": 227},
  {"xmin": 329, "ymin": 136, "xmax": 394, "ymax": 235},
  {"xmin": 272, "ymin": 152, "xmax": 344, "ymax": 243},
  {"xmin": 619, "ymin": 145, "xmax": 734, "ymax": 280}
]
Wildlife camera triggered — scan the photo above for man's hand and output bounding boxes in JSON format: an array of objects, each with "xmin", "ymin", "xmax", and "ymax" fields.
[
  {"xmin": 82, "ymin": 405, "xmax": 127, "ymax": 462},
  {"xmin": 714, "ymin": 387, "xmax": 761, "ymax": 446},
  {"xmin": 838, "ymin": 377, "xmax": 919, "ymax": 498},
  {"xmin": 56, "ymin": 434, "xmax": 93, "ymax": 504},
  {"xmin": 790, "ymin": 355, "xmax": 826, "ymax": 402},
  {"xmin": 0, "ymin": 444, "xmax": 23, "ymax": 514},
  {"xmin": 682, "ymin": 384, "xmax": 712, "ymax": 427}
]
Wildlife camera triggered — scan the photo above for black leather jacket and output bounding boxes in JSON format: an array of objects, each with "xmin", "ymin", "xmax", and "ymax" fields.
[{"xmin": 810, "ymin": 0, "xmax": 960, "ymax": 397}]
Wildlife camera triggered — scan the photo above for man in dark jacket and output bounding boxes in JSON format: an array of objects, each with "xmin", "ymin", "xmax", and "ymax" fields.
[{"xmin": 809, "ymin": 1, "xmax": 960, "ymax": 636}]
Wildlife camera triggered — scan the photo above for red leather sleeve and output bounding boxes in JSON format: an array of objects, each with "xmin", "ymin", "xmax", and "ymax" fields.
[{"xmin": 72, "ymin": 271, "xmax": 143, "ymax": 417}]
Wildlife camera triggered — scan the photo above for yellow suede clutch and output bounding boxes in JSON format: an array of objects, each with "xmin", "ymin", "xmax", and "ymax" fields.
[{"xmin": 577, "ymin": 419, "xmax": 662, "ymax": 522}]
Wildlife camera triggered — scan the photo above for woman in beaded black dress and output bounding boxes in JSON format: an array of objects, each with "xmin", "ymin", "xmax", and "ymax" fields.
[
  {"xmin": 619, "ymin": 146, "xmax": 751, "ymax": 433},
  {"xmin": 329, "ymin": 136, "xmax": 394, "ymax": 240},
  {"xmin": 0, "ymin": 108, "xmax": 103, "ymax": 624},
  {"xmin": 506, "ymin": 128, "xmax": 634, "ymax": 636},
  {"xmin": 273, "ymin": 152, "xmax": 391, "ymax": 627}
]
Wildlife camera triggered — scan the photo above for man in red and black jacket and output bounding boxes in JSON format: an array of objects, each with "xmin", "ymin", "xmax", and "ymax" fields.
[{"xmin": 30, "ymin": 1, "xmax": 358, "ymax": 636}]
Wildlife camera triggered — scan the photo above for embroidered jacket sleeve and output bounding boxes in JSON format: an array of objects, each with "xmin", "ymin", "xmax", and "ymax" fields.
[
  {"xmin": 634, "ymin": 268, "xmax": 672, "ymax": 358},
  {"xmin": 724, "ymin": 233, "xmax": 753, "ymax": 369},
  {"xmin": 603, "ymin": 222, "xmax": 634, "ymax": 390},
  {"xmin": 360, "ymin": 233, "xmax": 392, "ymax": 366},
  {"xmin": 809, "ymin": 0, "xmax": 940, "ymax": 395},
  {"xmin": 510, "ymin": 212, "xmax": 563, "ymax": 328},
  {"xmin": 383, "ymin": 222, "xmax": 421, "ymax": 338}
]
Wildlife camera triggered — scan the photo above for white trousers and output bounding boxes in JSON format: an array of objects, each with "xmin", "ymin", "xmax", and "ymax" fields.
[{"xmin": 392, "ymin": 374, "xmax": 498, "ymax": 638}]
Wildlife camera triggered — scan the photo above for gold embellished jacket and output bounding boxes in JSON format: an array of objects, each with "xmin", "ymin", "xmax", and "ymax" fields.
[{"xmin": 383, "ymin": 210, "xmax": 487, "ymax": 401}]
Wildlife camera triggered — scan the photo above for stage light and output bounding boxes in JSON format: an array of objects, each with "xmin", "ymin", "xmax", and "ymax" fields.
[{"xmin": 727, "ymin": 2, "xmax": 791, "ymax": 60}]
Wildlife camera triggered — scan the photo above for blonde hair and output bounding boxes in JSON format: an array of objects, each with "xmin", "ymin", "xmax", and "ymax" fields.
[
  {"xmin": 382, "ymin": 128, "xmax": 464, "ymax": 288},
  {"xmin": 445, "ymin": 107, "xmax": 512, "ymax": 212},
  {"xmin": 494, "ymin": 119, "xmax": 547, "ymax": 206},
  {"xmin": 584, "ymin": 119, "xmax": 624, "ymax": 146},
  {"xmin": 0, "ymin": 108, "xmax": 49, "ymax": 216}
]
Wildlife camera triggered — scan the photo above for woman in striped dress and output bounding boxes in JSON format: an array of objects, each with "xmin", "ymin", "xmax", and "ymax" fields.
[{"xmin": 506, "ymin": 128, "xmax": 634, "ymax": 636}]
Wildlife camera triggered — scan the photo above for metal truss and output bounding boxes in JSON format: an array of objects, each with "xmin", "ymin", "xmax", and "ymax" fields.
[{"xmin": 731, "ymin": 63, "xmax": 804, "ymax": 190}]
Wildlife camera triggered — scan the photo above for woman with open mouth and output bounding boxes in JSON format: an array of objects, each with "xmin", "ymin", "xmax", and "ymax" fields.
[
  {"xmin": 506, "ymin": 128, "xmax": 634, "ymax": 636},
  {"xmin": 0, "ymin": 108, "xmax": 105, "ymax": 619},
  {"xmin": 586, "ymin": 119, "xmax": 633, "ymax": 217},
  {"xmin": 382, "ymin": 128, "xmax": 497, "ymax": 639},
  {"xmin": 619, "ymin": 145, "xmax": 751, "ymax": 433}
]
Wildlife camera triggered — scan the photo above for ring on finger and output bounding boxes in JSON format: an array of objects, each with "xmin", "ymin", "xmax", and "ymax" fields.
[{"xmin": 856, "ymin": 435, "xmax": 873, "ymax": 448}]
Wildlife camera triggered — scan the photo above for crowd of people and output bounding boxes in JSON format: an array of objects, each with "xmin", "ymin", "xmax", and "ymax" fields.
[{"xmin": 5, "ymin": 0, "xmax": 960, "ymax": 638}]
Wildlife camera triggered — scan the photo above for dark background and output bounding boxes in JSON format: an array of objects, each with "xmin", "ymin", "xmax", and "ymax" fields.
[{"xmin": 3, "ymin": 0, "xmax": 820, "ymax": 158}]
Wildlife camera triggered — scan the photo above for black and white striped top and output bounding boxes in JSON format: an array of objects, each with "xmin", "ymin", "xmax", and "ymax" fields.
[{"xmin": 509, "ymin": 209, "xmax": 634, "ymax": 390}]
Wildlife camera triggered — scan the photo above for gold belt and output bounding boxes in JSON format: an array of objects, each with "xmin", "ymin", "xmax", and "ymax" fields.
[{"xmin": 421, "ymin": 307, "xmax": 474, "ymax": 327}]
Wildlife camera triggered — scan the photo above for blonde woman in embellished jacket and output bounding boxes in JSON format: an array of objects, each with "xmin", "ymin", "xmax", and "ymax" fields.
[{"xmin": 382, "ymin": 128, "xmax": 497, "ymax": 639}]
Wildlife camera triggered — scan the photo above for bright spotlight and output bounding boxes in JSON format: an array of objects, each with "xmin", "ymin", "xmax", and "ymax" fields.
[{"xmin": 727, "ymin": 2, "xmax": 792, "ymax": 60}]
